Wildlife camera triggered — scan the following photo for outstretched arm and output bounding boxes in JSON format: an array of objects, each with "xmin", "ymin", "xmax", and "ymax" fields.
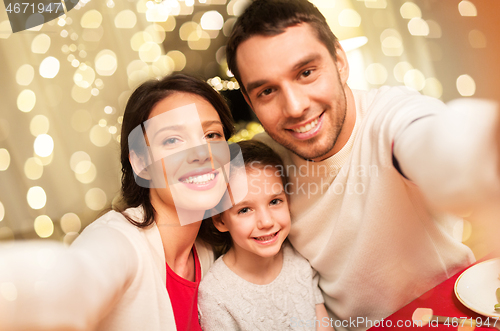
[
  {"xmin": 0, "ymin": 225, "xmax": 138, "ymax": 331},
  {"xmin": 393, "ymin": 98, "xmax": 499, "ymax": 214}
]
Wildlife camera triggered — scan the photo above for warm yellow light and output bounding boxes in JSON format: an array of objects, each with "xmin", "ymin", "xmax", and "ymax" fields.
[
  {"xmin": 24, "ymin": 157, "xmax": 44, "ymax": 180},
  {"xmin": 27, "ymin": 186, "xmax": 47, "ymax": 210},
  {"xmin": 16, "ymin": 64, "xmax": 35, "ymax": 86},
  {"xmin": 139, "ymin": 42, "xmax": 162, "ymax": 62},
  {"xmin": 338, "ymin": 9, "xmax": 361, "ymax": 27},
  {"xmin": 393, "ymin": 61, "xmax": 413, "ymax": 83},
  {"xmin": 95, "ymin": 50, "xmax": 118, "ymax": 76},
  {"xmin": 456, "ymin": 74, "xmax": 475, "ymax": 96},
  {"xmin": 90, "ymin": 125, "xmax": 112, "ymax": 147},
  {"xmin": 408, "ymin": 18, "xmax": 429, "ymax": 36},
  {"xmin": 201, "ymin": 11, "xmax": 224, "ymax": 30},
  {"xmin": 0, "ymin": 20, "xmax": 12, "ymax": 39},
  {"xmin": 115, "ymin": 10, "xmax": 137, "ymax": 28},
  {"xmin": 30, "ymin": 115, "xmax": 50, "ymax": 136},
  {"xmin": 60, "ymin": 213, "xmax": 81, "ymax": 234},
  {"xmin": 0, "ymin": 148, "xmax": 10, "ymax": 171},
  {"xmin": 458, "ymin": 1, "xmax": 477, "ymax": 16},
  {"xmin": 85, "ymin": 188, "xmax": 108, "ymax": 211},
  {"xmin": 31, "ymin": 34, "xmax": 51, "ymax": 54},
  {"xmin": 468, "ymin": 30, "xmax": 486, "ymax": 49},
  {"xmin": 17, "ymin": 89, "xmax": 36, "ymax": 113},
  {"xmin": 404, "ymin": 69, "xmax": 426, "ymax": 91},
  {"xmin": 39, "ymin": 56, "xmax": 60, "ymax": 78},
  {"xmin": 70, "ymin": 151, "xmax": 91, "ymax": 172},
  {"xmin": 73, "ymin": 65, "xmax": 96, "ymax": 89},
  {"xmin": 365, "ymin": 63, "xmax": 388, "ymax": 85},
  {"xmin": 34, "ymin": 134, "xmax": 54, "ymax": 157},
  {"xmin": 34, "ymin": 215, "xmax": 54, "ymax": 238},
  {"xmin": 167, "ymin": 51, "xmax": 186, "ymax": 71},
  {"xmin": 81, "ymin": 10, "xmax": 103, "ymax": 28},
  {"xmin": 422, "ymin": 77, "xmax": 443, "ymax": 99},
  {"xmin": 0, "ymin": 201, "xmax": 4, "ymax": 222},
  {"xmin": 75, "ymin": 162, "xmax": 97, "ymax": 184},
  {"xmin": 400, "ymin": 2, "xmax": 421, "ymax": 19}
]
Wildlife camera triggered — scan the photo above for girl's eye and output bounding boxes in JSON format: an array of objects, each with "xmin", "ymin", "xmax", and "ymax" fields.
[
  {"xmin": 205, "ymin": 132, "xmax": 223, "ymax": 140},
  {"xmin": 238, "ymin": 207, "xmax": 250, "ymax": 215},
  {"xmin": 270, "ymin": 198, "xmax": 282, "ymax": 206}
]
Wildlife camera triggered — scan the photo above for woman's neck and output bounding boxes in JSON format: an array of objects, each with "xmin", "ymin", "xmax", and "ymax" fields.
[
  {"xmin": 153, "ymin": 200, "xmax": 201, "ymax": 281},
  {"xmin": 223, "ymin": 246, "xmax": 284, "ymax": 285}
]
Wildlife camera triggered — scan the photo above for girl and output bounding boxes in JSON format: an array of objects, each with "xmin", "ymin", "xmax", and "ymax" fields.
[
  {"xmin": 0, "ymin": 74, "xmax": 234, "ymax": 331},
  {"xmin": 198, "ymin": 140, "xmax": 332, "ymax": 331}
]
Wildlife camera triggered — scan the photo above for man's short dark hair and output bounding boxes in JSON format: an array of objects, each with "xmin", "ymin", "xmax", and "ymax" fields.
[{"xmin": 226, "ymin": 0, "xmax": 339, "ymax": 95}]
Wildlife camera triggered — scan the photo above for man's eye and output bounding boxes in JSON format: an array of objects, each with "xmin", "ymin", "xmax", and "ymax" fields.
[
  {"xmin": 261, "ymin": 88, "xmax": 273, "ymax": 96},
  {"xmin": 302, "ymin": 70, "xmax": 312, "ymax": 77}
]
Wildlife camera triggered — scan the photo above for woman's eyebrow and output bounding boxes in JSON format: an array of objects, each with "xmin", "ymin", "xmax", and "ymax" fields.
[{"xmin": 202, "ymin": 120, "xmax": 223, "ymax": 129}]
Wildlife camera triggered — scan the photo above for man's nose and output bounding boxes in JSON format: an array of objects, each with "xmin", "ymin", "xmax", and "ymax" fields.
[{"xmin": 282, "ymin": 83, "xmax": 310, "ymax": 118}]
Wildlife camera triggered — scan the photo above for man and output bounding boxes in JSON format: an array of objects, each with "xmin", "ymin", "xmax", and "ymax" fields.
[{"xmin": 226, "ymin": 0, "xmax": 500, "ymax": 329}]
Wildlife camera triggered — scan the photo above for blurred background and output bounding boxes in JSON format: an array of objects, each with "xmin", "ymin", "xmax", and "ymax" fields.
[{"xmin": 0, "ymin": 0, "xmax": 498, "ymax": 257}]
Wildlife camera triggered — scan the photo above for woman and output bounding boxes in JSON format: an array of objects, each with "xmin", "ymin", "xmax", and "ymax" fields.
[{"xmin": 0, "ymin": 74, "xmax": 234, "ymax": 331}]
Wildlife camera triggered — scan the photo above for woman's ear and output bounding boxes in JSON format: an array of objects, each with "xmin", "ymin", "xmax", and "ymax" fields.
[
  {"xmin": 212, "ymin": 214, "xmax": 229, "ymax": 232},
  {"xmin": 129, "ymin": 150, "xmax": 151, "ymax": 180}
]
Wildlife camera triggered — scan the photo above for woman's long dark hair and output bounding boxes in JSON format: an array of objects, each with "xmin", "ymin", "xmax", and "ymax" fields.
[{"xmin": 117, "ymin": 74, "xmax": 234, "ymax": 228}]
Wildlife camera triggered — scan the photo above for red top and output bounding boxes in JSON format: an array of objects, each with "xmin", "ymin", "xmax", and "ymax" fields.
[{"xmin": 166, "ymin": 246, "xmax": 202, "ymax": 331}]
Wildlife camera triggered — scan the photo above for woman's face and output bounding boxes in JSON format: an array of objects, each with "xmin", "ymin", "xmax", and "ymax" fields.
[{"xmin": 141, "ymin": 92, "xmax": 231, "ymax": 224}]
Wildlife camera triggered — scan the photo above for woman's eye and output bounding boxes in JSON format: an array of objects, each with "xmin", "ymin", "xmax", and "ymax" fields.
[
  {"xmin": 270, "ymin": 198, "xmax": 282, "ymax": 206},
  {"xmin": 238, "ymin": 207, "xmax": 250, "ymax": 214},
  {"xmin": 163, "ymin": 137, "xmax": 180, "ymax": 146},
  {"xmin": 205, "ymin": 132, "xmax": 223, "ymax": 140}
]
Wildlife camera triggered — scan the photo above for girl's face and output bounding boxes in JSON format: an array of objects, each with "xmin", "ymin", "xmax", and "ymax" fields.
[
  {"xmin": 217, "ymin": 167, "xmax": 291, "ymax": 259},
  {"xmin": 133, "ymin": 92, "xmax": 230, "ymax": 223}
]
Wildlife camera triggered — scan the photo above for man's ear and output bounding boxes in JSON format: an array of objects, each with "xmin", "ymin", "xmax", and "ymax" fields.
[
  {"xmin": 334, "ymin": 42, "xmax": 350, "ymax": 86},
  {"xmin": 129, "ymin": 150, "xmax": 151, "ymax": 180},
  {"xmin": 212, "ymin": 214, "xmax": 229, "ymax": 232}
]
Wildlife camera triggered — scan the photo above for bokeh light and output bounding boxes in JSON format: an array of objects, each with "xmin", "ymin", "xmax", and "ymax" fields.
[
  {"xmin": 167, "ymin": 50, "xmax": 187, "ymax": 71},
  {"xmin": 0, "ymin": 149, "xmax": 10, "ymax": 171},
  {"xmin": 85, "ymin": 188, "xmax": 107, "ymax": 211},
  {"xmin": 139, "ymin": 42, "xmax": 162, "ymax": 62},
  {"xmin": 71, "ymin": 85, "xmax": 92, "ymax": 103},
  {"xmin": 80, "ymin": 10, "xmax": 103, "ymax": 28},
  {"xmin": 95, "ymin": 50, "xmax": 118, "ymax": 76},
  {"xmin": 24, "ymin": 157, "xmax": 44, "ymax": 180},
  {"xmin": 70, "ymin": 151, "xmax": 91, "ymax": 172},
  {"xmin": 422, "ymin": 77, "xmax": 443, "ymax": 99},
  {"xmin": 34, "ymin": 215, "xmax": 54, "ymax": 238},
  {"xmin": 404, "ymin": 69, "xmax": 426, "ymax": 91},
  {"xmin": 458, "ymin": 1, "xmax": 477, "ymax": 17},
  {"xmin": 17, "ymin": 89, "xmax": 36, "ymax": 113},
  {"xmin": 39, "ymin": 57, "xmax": 60, "ymax": 78},
  {"xmin": 31, "ymin": 34, "xmax": 51, "ymax": 54},
  {"xmin": 468, "ymin": 30, "xmax": 486, "ymax": 49},
  {"xmin": 0, "ymin": 201, "xmax": 4, "ymax": 222},
  {"xmin": 400, "ymin": 2, "xmax": 421, "ymax": 19},
  {"xmin": 365, "ymin": 63, "xmax": 388, "ymax": 85},
  {"xmin": 90, "ymin": 125, "xmax": 112, "ymax": 147},
  {"xmin": 115, "ymin": 10, "xmax": 137, "ymax": 28},
  {"xmin": 456, "ymin": 74, "xmax": 476, "ymax": 96},
  {"xmin": 30, "ymin": 115, "xmax": 50, "ymax": 136},
  {"xmin": 27, "ymin": 186, "xmax": 47, "ymax": 210},
  {"xmin": 60, "ymin": 213, "xmax": 82, "ymax": 234},
  {"xmin": 0, "ymin": 20, "xmax": 12, "ymax": 39},
  {"xmin": 338, "ymin": 9, "xmax": 361, "ymax": 27},
  {"xmin": 34, "ymin": 134, "xmax": 54, "ymax": 157},
  {"xmin": 16, "ymin": 64, "xmax": 35, "ymax": 86},
  {"xmin": 73, "ymin": 64, "xmax": 96, "ymax": 88},
  {"xmin": 408, "ymin": 18, "xmax": 429, "ymax": 36},
  {"xmin": 201, "ymin": 11, "xmax": 224, "ymax": 30}
]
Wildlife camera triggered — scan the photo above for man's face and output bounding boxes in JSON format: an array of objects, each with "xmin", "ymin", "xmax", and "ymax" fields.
[{"xmin": 236, "ymin": 23, "xmax": 349, "ymax": 161}]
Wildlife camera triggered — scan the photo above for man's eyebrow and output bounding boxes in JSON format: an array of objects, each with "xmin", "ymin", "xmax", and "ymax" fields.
[
  {"xmin": 246, "ymin": 79, "xmax": 268, "ymax": 95},
  {"xmin": 245, "ymin": 53, "xmax": 321, "ymax": 95}
]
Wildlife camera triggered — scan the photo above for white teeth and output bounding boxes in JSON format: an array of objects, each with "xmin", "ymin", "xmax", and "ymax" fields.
[
  {"xmin": 292, "ymin": 117, "xmax": 319, "ymax": 133},
  {"xmin": 254, "ymin": 232, "xmax": 277, "ymax": 241},
  {"xmin": 182, "ymin": 173, "xmax": 215, "ymax": 184}
]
